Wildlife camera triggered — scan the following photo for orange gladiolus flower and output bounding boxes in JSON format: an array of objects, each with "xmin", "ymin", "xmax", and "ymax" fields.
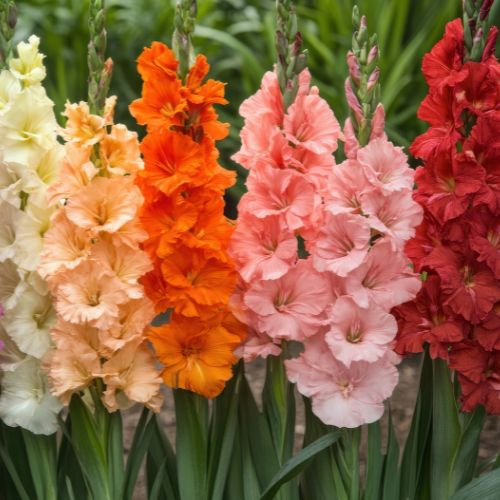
[
  {"xmin": 149, "ymin": 314, "xmax": 242, "ymax": 398},
  {"xmin": 130, "ymin": 43, "xmax": 245, "ymax": 398}
]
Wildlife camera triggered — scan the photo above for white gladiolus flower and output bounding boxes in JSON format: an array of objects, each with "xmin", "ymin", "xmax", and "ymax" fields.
[
  {"xmin": 0, "ymin": 323, "xmax": 25, "ymax": 373},
  {"xmin": 0, "ymin": 357, "xmax": 61, "ymax": 435},
  {"xmin": 9, "ymin": 35, "xmax": 47, "ymax": 86},
  {"xmin": 0, "ymin": 201, "xmax": 21, "ymax": 262},
  {"xmin": 0, "ymin": 70, "xmax": 21, "ymax": 113},
  {"xmin": 0, "ymin": 259, "xmax": 27, "ymax": 311},
  {"xmin": 4, "ymin": 285, "xmax": 55, "ymax": 359},
  {"xmin": 13, "ymin": 204, "xmax": 52, "ymax": 271},
  {"xmin": 0, "ymin": 159, "xmax": 43, "ymax": 207},
  {"xmin": 33, "ymin": 146, "xmax": 63, "ymax": 187},
  {"xmin": 0, "ymin": 34, "xmax": 62, "ymax": 435},
  {"xmin": 0, "ymin": 86, "xmax": 57, "ymax": 166}
]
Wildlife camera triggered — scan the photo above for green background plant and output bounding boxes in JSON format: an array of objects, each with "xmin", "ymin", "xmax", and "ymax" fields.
[{"xmin": 13, "ymin": 0, "xmax": 500, "ymax": 213}]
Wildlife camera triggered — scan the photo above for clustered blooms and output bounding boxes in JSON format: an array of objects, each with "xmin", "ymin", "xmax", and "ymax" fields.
[
  {"xmin": 394, "ymin": 19, "xmax": 500, "ymax": 414},
  {"xmin": 39, "ymin": 93, "xmax": 163, "ymax": 413},
  {"xmin": 231, "ymin": 61, "xmax": 423, "ymax": 427},
  {"xmin": 0, "ymin": 36, "xmax": 63, "ymax": 435},
  {"xmin": 130, "ymin": 43, "xmax": 245, "ymax": 398}
]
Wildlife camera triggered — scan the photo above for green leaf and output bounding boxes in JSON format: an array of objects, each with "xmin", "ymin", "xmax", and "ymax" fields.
[
  {"xmin": 107, "ymin": 411, "xmax": 125, "ymax": 499},
  {"xmin": 0, "ymin": 424, "xmax": 36, "ymax": 500},
  {"xmin": 431, "ymin": 358, "xmax": 461, "ymax": 499},
  {"xmin": 399, "ymin": 352, "xmax": 433, "ymax": 500},
  {"xmin": 382, "ymin": 410, "xmax": 400, "ymax": 500},
  {"xmin": 123, "ymin": 408, "xmax": 153, "ymax": 500},
  {"xmin": 239, "ymin": 372, "xmax": 279, "ymax": 490},
  {"xmin": 146, "ymin": 416, "xmax": 178, "ymax": 500},
  {"xmin": 208, "ymin": 364, "xmax": 242, "ymax": 500},
  {"xmin": 450, "ymin": 406, "xmax": 485, "ymax": 491},
  {"xmin": 449, "ymin": 469, "xmax": 500, "ymax": 500},
  {"xmin": 57, "ymin": 415, "xmax": 88, "ymax": 500},
  {"xmin": 68, "ymin": 395, "xmax": 110, "ymax": 500},
  {"xmin": 148, "ymin": 457, "xmax": 168, "ymax": 500},
  {"xmin": 259, "ymin": 431, "xmax": 341, "ymax": 500},
  {"xmin": 300, "ymin": 398, "xmax": 348, "ymax": 500},
  {"xmin": 365, "ymin": 421, "xmax": 383, "ymax": 500},
  {"xmin": 174, "ymin": 389, "xmax": 209, "ymax": 500},
  {"xmin": 21, "ymin": 430, "xmax": 58, "ymax": 500},
  {"xmin": 0, "ymin": 439, "xmax": 32, "ymax": 500}
]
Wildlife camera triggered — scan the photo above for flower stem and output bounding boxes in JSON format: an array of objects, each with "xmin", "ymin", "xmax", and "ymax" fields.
[
  {"xmin": 276, "ymin": 0, "xmax": 307, "ymax": 109},
  {"xmin": 0, "ymin": 0, "xmax": 16, "ymax": 69},
  {"xmin": 172, "ymin": 0, "xmax": 197, "ymax": 81},
  {"xmin": 87, "ymin": 0, "xmax": 112, "ymax": 115},
  {"xmin": 346, "ymin": 6, "xmax": 380, "ymax": 147},
  {"xmin": 463, "ymin": 0, "xmax": 496, "ymax": 62}
]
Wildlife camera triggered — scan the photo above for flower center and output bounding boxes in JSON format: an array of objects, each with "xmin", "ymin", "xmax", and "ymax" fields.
[
  {"xmin": 346, "ymin": 321, "xmax": 363, "ymax": 343},
  {"xmin": 338, "ymin": 378, "xmax": 354, "ymax": 398}
]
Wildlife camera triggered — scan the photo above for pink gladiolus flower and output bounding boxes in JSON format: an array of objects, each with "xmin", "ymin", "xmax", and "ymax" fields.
[
  {"xmin": 325, "ymin": 296, "xmax": 397, "ymax": 366},
  {"xmin": 229, "ymin": 213, "xmax": 297, "ymax": 281},
  {"xmin": 241, "ymin": 165, "xmax": 316, "ymax": 230},
  {"xmin": 324, "ymin": 161, "xmax": 371, "ymax": 215},
  {"xmin": 344, "ymin": 239, "xmax": 422, "ymax": 310},
  {"xmin": 357, "ymin": 138, "xmax": 415, "ymax": 193},
  {"xmin": 243, "ymin": 260, "xmax": 330, "ymax": 341},
  {"xmin": 283, "ymin": 92, "xmax": 341, "ymax": 155},
  {"xmin": 309, "ymin": 211, "xmax": 370, "ymax": 276},
  {"xmin": 360, "ymin": 189, "xmax": 423, "ymax": 249},
  {"xmin": 286, "ymin": 335, "xmax": 399, "ymax": 428}
]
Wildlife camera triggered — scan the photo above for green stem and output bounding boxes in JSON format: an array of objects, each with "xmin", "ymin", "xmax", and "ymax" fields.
[
  {"xmin": 463, "ymin": 0, "xmax": 495, "ymax": 62},
  {"xmin": 87, "ymin": 0, "xmax": 111, "ymax": 115},
  {"xmin": 0, "ymin": 0, "xmax": 16, "ymax": 69},
  {"xmin": 275, "ymin": 0, "xmax": 307, "ymax": 109},
  {"xmin": 172, "ymin": 0, "xmax": 196, "ymax": 81},
  {"xmin": 346, "ymin": 6, "xmax": 380, "ymax": 147}
]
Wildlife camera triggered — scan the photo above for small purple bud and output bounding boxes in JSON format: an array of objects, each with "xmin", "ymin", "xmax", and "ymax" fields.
[
  {"xmin": 367, "ymin": 45, "xmax": 378, "ymax": 65},
  {"xmin": 293, "ymin": 32, "xmax": 302, "ymax": 56},
  {"xmin": 367, "ymin": 68, "xmax": 379, "ymax": 91},
  {"xmin": 360, "ymin": 15, "xmax": 367, "ymax": 30},
  {"xmin": 346, "ymin": 51, "xmax": 361, "ymax": 84},
  {"xmin": 480, "ymin": 0, "xmax": 494, "ymax": 21}
]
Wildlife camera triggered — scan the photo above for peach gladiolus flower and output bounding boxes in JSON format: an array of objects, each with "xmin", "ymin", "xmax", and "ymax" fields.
[
  {"xmin": 65, "ymin": 176, "xmax": 142, "ymax": 235},
  {"xmin": 60, "ymin": 100, "xmax": 106, "ymax": 146},
  {"xmin": 102, "ymin": 340, "xmax": 163, "ymax": 412}
]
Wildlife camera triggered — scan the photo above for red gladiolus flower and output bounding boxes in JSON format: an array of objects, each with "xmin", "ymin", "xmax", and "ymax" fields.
[{"xmin": 394, "ymin": 17, "xmax": 500, "ymax": 414}]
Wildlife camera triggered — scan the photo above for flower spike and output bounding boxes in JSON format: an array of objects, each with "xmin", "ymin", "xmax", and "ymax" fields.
[
  {"xmin": 87, "ymin": 0, "xmax": 112, "ymax": 114},
  {"xmin": 463, "ymin": 0, "xmax": 497, "ymax": 61},
  {"xmin": 0, "ymin": 0, "xmax": 16, "ymax": 68},
  {"xmin": 173, "ymin": 0, "xmax": 197, "ymax": 80},
  {"xmin": 346, "ymin": 6, "xmax": 381, "ymax": 147},
  {"xmin": 276, "ymin": 0, "xmax": 307, "ymax": 108}
]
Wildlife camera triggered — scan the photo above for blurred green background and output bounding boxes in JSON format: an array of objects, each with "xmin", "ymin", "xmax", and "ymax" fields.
[{"xmin": 14, "ymin": 0, "xmax": 500, "ymax": 213}]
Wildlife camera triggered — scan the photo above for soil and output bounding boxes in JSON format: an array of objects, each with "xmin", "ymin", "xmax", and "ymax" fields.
[{"xmin": 124, "ymin": 355, "xmax": 500, "ymax": 499}]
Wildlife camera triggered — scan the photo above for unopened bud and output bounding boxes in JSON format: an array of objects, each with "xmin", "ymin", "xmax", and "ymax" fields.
[
  {"xmin": 293, "ymin": 32, "xmax": 302, "ymax": 56},
  {"xmin": 352, "ymin": 5, "xmax": 360, "ymax": 29},
  {"xmin": 367, "ymin": 44, "xmax": 378, "ymax": 65},
  {"xmin": 367, "ymin": 68, "xmax": 379, "ymax": 91},
  {"xmin": 347, "ymin": 51, "xmax": 361, "ymax": 84},
  {"xmin": 482, "ymin": 26, "xmax": 498, "ymax": 61},
  {"xmin": 480, "ymin": 0, "xmax": 494, "ymax": 21},
  {"xmin": 7, "ymin": 4, "xmax": 16, "ymax": 30},
  {"xmin": 345, "ymin": 78, "xmax": 363, "ymax": 123},
  {"xmin": 473, "ymin": 26, "xmax": 483, "ymax": 44}
]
